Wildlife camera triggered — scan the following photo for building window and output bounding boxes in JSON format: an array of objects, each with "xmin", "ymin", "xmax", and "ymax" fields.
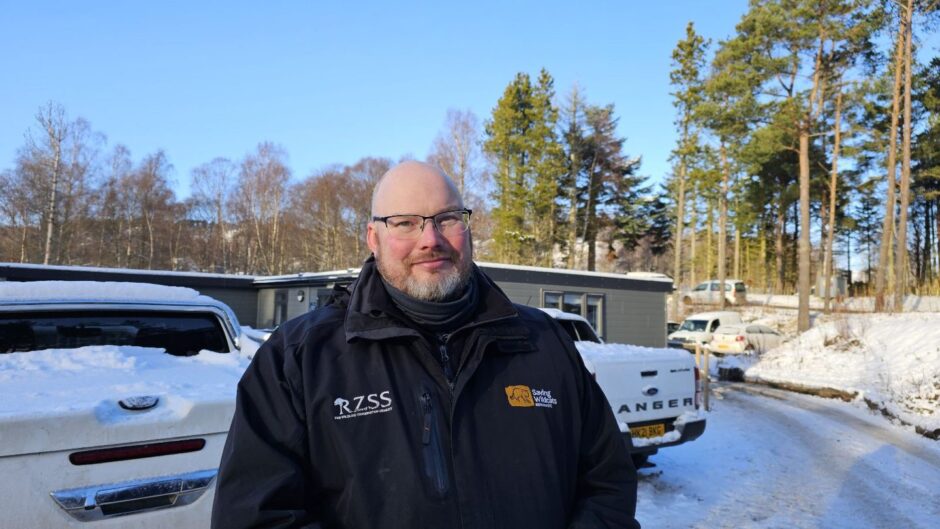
[{"xmin": 541, "ymin": 290, "xmax": 605, "ymax": 338}]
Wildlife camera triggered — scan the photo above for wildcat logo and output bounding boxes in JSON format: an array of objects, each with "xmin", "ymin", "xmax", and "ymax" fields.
[
  {"xmin": 505, "ymin": 385, "xmax": 557, "ymax": 409},
  {"xmin": 505, "ymin": 385, "xmax": 535, "ymax": 407},
  {"xmin": 333, "ymin": 391, "xmax": 393, "ymax": 420}
]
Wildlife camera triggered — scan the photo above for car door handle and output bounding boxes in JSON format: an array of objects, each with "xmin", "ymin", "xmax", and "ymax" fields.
[{"xmin": 51, "ymin": 469, "xmax": 216, "ymax": 521}]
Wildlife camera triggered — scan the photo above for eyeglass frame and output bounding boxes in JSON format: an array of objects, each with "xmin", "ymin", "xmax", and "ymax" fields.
[{"xmin": 371, "ymin": 208, "xmax": 473, "ymax": 238}]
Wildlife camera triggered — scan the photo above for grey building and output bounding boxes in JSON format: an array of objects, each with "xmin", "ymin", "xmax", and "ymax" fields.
[{"xmin": 1, "ymin": 262, "xmax": 673, "ymax": 347}]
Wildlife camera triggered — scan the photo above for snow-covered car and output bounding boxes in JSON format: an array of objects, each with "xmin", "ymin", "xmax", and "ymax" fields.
[
  {"xmin": 668, "ymin": 310, "xmax": 743, "ymax": 352},
  {"xmin": 707, "ymin": 323, "xmax": 783, "ymax": 355},
  {"xmin": 681, "ymin": 279, "xmax": 747, "ymax": 306},
  {"xmin": 0, "ymin": 281, "xmax": 247, "ymax": 528},
  {"xmin": 541, "ymin": 308, "xmax": 706, "ymax": 467}
]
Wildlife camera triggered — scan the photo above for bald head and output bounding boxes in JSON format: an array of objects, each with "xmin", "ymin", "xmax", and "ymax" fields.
[{"xmin": 371, "ymin": 161, "xmax": 463, "ymax": 218}]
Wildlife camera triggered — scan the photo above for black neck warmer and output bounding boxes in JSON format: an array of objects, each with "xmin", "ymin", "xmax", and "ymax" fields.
[{"xmin": 381, "ymin": 274, "xmax": 478, "ymax": 334}]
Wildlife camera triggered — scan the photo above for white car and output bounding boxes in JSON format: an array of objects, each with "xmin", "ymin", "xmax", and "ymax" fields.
[
  {"xmin": 667, "ymin": 311, "xmax": 743, "ymax": 352},
  {"xmin": 0, "ymin": 281, "xmax": 245, "ymax": 528},
  {"xmin": 682, "ymin": 279, "xmax": 747, "ymax": 306},
  {"xmin": 708, "ymin": 324, "xmax": 783, "ymax": 355}
]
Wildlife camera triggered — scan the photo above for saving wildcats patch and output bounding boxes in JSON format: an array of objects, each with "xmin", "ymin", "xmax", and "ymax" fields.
[{"xmin": 505, "ymin": 385, "xmax": 557, "ymax": 408}]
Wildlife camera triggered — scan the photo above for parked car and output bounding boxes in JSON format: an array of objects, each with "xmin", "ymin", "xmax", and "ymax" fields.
[
  {"xmin": 707, "ymin": 323, "xmax": 783, "ymax": 355},
  {"xmin": 541, "ymin": 308, "xmax": 706, "ymax": 468},
  {"xmin": 682, "ymin": 279, "xmax": 747, "ymax": 306},
  {"xmin": 0, "ymin": 281, "xmax": 244, "ymax": 528},
  {"xmin": 667, "ymin": 310, "xmax": 743, "ymax": 352}
]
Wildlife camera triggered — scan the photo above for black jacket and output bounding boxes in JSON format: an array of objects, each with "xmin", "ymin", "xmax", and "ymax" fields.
[{"xmin": 212, "ymin": 259, "xmax": 640, "ymax": 529}]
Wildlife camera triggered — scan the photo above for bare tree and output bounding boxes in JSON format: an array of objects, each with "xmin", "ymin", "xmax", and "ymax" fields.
[
  {"xmin": 232, "ymin": 142, "xmax": 290, "ymax": 274},
  {"xmin": 427, "ymin": 109, "xmax": 485, "ymax": 200},
  {"xmin": 190, "ymin": 157, "xmax": 236, "ymax": 271}
]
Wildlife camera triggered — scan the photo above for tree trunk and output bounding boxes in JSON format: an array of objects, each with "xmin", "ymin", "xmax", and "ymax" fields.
[
  {"xmin": 706, "ymin": 203, "xmax": 713, "ymax": 281},
  {"xmin": 895, "ymin": 0, "xmax": 914, "ymax": 310},
  {"xmin": 43, "ymin": 144, "xmax": 62, "ymax": 265},
  {"xmin": 824, "ymin": 89, "xmax": 844, "ymax": 314},
  {"xmin": 718, "ymin": 144, "xmax": 729, "ymax": 310},
  {"xmin": 798, "ymin": 131, "xmax": 811, "ymax": 331},
  {"xmin": 690, "ymin": 195, "xmax": 698, "ymax": 287},
  {"xmin": 775, "ymin": 206, "xmax": 785, "ymax": 294},
  {"xmin": 875, "ymin": 13, "xmax": 907, "ymax": 311},
  {"xmin": 671, "ymin": 162, "xmax": 687, "ymax": 320}
]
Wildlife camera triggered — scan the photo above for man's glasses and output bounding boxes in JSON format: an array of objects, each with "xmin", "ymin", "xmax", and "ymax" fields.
[{"xmin": 372, "ymin": 209, "xmax": 472, "ymax": 239}]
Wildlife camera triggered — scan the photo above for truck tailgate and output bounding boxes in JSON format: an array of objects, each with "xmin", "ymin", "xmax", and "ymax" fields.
[
  {"xmin": 575, "ymin": 342, "xmax": 698, "ymax": 426},
  {"xmin": 0, "ymin": 345, "xmax": 245, "ymax": 527}
]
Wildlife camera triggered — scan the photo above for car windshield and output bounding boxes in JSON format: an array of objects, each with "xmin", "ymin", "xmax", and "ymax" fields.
[
  {"xmin": 678, "ymin": 319, "xmax": 708, "ymax": 332},
  {"xmin": 734, "ymin": 282, "xmax": 746, "ymax": 292},
  {"xmin": 557, "ymin": 319, "xmax": 602, "ymax": 343},
  {"xmin": 0, "ymin": 310, "xmax": 228, "ymax": 356}
]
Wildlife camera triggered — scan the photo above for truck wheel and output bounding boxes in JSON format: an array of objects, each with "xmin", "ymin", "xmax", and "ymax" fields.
[{"xmin": 682, "ymin": 296, "xmax": 693, "ymax": 305}]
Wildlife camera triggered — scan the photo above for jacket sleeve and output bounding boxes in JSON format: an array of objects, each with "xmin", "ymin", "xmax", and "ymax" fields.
[
  {"xmin": 558, "ymin": 331, "xmax": 642, "ymax": 529},
  {"xmin": 211, "ymin": 328, "xmax": 323, "ymax": 529}
]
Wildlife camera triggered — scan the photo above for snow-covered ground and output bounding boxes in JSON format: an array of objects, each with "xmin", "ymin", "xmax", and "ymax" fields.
[
  {"xmin": 637, "ymin": 383, "xmax": 940, "ymax": 528},
  {"xmin": 747, "ymin": 293, "xmax": 940, "ymax": 312},
  {"xmin": 744, "ymin": 313, "xmax": 940, "ymax": 436}
]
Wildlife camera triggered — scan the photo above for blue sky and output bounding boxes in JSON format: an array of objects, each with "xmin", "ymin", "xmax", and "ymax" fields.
[{"xmin": 1, "ymin": 0, "xmax": 790, "ymax": 198}]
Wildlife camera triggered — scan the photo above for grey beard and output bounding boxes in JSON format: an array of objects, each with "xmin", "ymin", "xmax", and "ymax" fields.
[{"xmin": 400, "ymin": 267, "xmax": 470, "ymax": 302}]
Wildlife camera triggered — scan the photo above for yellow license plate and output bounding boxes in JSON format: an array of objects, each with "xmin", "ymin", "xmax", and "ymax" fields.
[
  {"xmin": 718, "ymin": 344, "xmax": 729, "ymax": 350},
  {"xmin": 630, "ymin": 423, "xmax": 666, "ymax": 439}
]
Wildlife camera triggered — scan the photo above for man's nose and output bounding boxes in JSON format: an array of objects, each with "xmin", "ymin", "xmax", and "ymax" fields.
[{"xmin": 416, "ymin": 218, "xmax": 445, "ymax": 248}]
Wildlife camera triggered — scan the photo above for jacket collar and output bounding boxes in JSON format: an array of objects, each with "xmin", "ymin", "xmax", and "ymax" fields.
[{"xmin": 344, "ymin": 256, "xmax": 521, "ymax": 344}]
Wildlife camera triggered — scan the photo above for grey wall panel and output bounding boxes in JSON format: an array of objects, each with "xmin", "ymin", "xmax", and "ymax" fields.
[
  {"xmin": 495, "ymin": 281, "xmax": 544, "ymax": 307},
  {"xmin": 488, "ymin": 279, "xmax": 666, "ymax": 348},
  {"xmin": 257, "ymin": 288, "xmax": 276, "ymax": 329},
  {"xmin": 200, "ymin": 288, "xmax": 259, "ymax": 328},
  {"xmin": 604, "ymin": 290, "xmax": 667, "ymax": 347}
]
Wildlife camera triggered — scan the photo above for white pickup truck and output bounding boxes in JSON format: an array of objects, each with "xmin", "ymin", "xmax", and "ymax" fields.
[
  {"xmin": 0, "ymin": 281, "xmax": 246, "ymax": 528},
  {"xmin": 542, "ymin": 308, "xmax": 707, "ymax": 467}
]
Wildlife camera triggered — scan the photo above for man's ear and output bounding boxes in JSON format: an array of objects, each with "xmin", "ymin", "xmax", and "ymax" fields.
[{"xmin": 367, "ymin": 222, "xmax": 379, "ymax": 253}]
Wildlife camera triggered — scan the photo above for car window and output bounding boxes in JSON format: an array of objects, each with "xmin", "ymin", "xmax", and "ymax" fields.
[
  {"xmin": 746, "ymin": 325, "xmax": 761, "ymax": 334},
  {"xmin": 573, "ymin": 321, "xmax": 601, "ymax": 343},
  {"xmin": 709, "ymin": 320, "xmax": 720, "ymax": 332},
  {"xmin": 694, "ymin": 283, "xmax": 707, "ymax": 291},
  {"xmin": 760, "ymin": 325, "xmax": 779, "ymax": 335},
  {"xmin": 556, "ymin": 319, "xmax": 601, "ymax": 343},
  {"xmin": 709, "ymin": 283, "xmax": 720, "ymax": 291},
  {"xmin": 735, "ymin": 282, "xmax": 746, "ymax": 292},
  {"xmin": 0, "ymin": 310, "xmax": 229, "ymax": 356},
  {"xmin": 678, "ymin": 319, "xmax": 708, "ymax": 332}
]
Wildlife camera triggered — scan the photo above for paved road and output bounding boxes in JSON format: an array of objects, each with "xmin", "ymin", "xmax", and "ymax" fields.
[{"xmin": 635, "ymin": 383, "xmax": 940, "ymax": 529}]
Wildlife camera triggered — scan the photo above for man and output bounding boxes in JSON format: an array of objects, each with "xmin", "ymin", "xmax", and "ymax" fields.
[{"xmin": 212, "ymin": 161, "xmax": 641, "ymax": 529}]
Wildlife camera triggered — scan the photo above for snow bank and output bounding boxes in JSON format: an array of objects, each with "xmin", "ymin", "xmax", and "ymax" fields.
[
  {"xmin": 0, "ymin": 280, "xmax": 210, "ymax": 302},
  {"xmin": 0, "ymin": 345, "xmax": 251, "ymax": 418},
  {"xmin": 747, "ymin": 293, "xmax": 940, "ymax": 312},
  {"xmin": 747, "ymin": 313, "xmax": 940, "ymax": 435}
]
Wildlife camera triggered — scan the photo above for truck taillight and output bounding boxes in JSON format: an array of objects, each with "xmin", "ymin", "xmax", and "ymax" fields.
[
  {"xmin": 69, "ymin": 438, "xmax": 206, "ymax": 465},
  {"xmin": 736, "ymin": 335, "xmax": 745, "ymax": 342},
  {"xmin": 694, "ymin": 368, "xmax": 703, "ymax": 409}
]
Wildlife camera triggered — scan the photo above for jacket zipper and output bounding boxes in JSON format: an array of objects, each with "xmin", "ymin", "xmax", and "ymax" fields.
[
  {"xmin": 420, "ymin": 390, "xmax": 449, "ymax": 498},
  {"xmin": 437, "ymin": 333, "xmax": 455, "ymax": 391}
]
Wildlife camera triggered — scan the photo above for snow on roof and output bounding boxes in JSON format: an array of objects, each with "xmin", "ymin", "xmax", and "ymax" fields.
[
  {"xmin": 575, "ymin": 340, "xmax": 691, "ymax": 361},
  {"xmin": 253, "ymin": 268, "xmax": 361, "ymax": 284},
  {"xmin": 0, "ymin": 280, "xmax": 212, "ymax": 303},
  {"xmin": 538, "ymin": 307, "xmax": 589, "ymax": 322},
  {"xmin": 477, "ymin": 261, "xmax": 674, "ymax": 283},
  {"xmin": 0, "ymin": 262, "xmax": 255, "ymax": 280}
]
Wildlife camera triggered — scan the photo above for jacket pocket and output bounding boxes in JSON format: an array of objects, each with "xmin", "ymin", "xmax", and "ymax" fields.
[{"xmin": 419, "ymin": 389, "xmax": 450, "ymax": 499}]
